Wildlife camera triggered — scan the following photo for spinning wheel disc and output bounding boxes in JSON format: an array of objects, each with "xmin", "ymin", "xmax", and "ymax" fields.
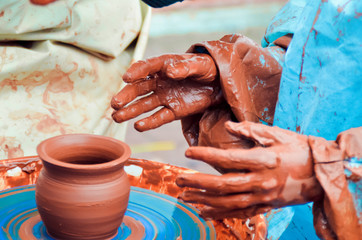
[{"xmin": 0, "ymin": 185, "xmax": 216, "ymax": 240}]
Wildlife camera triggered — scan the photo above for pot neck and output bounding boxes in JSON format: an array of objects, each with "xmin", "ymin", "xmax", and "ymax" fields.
[{"xmin": 41, "ymin": 160, "xmax": 127, "ymax": 184}]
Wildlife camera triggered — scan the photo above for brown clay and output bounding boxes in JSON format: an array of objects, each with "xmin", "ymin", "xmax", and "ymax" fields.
[
  {"xmin": 36, "ymin": 134, "xmax": 131, "ymax": 240},
  {"xmin": 0, "ymin": 156, "xmax": 267, "ymax": 240},
  {"xmin": 272, "ymin": 34, "xmax": 293, "ymax": 50},
  {"xmin": 0, "ymin": 156, "xmax": 42, "ymax": 189},
  {"xmin": 309, "ymin": 132, "xmax": 362, "ymax": 239},
  {"xmin": 181, "ymin": 34, "xmax": 284, "ymax": 147},
  {"xmin": 176, "ymin": 121, "xmax": 323, "ymax": 219},
  {"xmin": 177, "ymin": 121, "xmax": 362, "ymax": 238},
  {"xmin": 111, "ymin": 53, "xmax": 222, "ymax": 132},
  {"xmin": 187, "ymin": 34, "xmax": 283, "ymax": 124},
  {"xmin": 111, "ymin": 33, "xmax": 362, "ymax": 237},
  {"xmin": 125, "ymin": 158, "xmax": 267, "ymax": 240},
  {"xmin": 197, "ymin": 107, "xmax": 254, "ymax": 150}
]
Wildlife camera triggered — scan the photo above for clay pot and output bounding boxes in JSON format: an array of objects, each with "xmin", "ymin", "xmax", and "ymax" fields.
[{"xmin": 35, "ymin": 134, "xmax": 131, "ymax": 240}]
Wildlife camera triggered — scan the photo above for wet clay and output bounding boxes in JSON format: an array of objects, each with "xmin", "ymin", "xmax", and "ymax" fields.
[
  {"xmin": 176, "ymin": 121, "xmax": 323, "ymax": 220},
  {"xmin": 197, "ymin": 106, "xmax": 255, "ymax": 150},
  {"xmin": 272, "ymin": 34, "xmax": 293, "ymax": 50},
  {"xmin": 0, "ymin": 156, "xmax": 267, "ymax": 240},
  {"xmin": 309, "ymin": 129, "xmax": 362, "ymax": 239},
  {"xmin": 187, "ymin": 34, "xmax": 283, "ymax": 124},
  {"xmin": 177, "ymin": 121, "xmax": 362, "ymax": 238},
  {"xmin": 36, "ymin": 134, "xmax": 131, "ymax": 240},
  {"xmin": 126, "ymin": 158, "xmax": 267, "ymax": 240},
  {"xmin": 111, "ymin": 53, "xmax": 223, "ymax": 132},
  {"xmin": 122, "ymin": 216, "xmax": 146, "ymax": 240},
  {"xmin": 111, "ymin": 34, "xmax": 283, "ymax": 148},
  {"xmin": 112, "ymin": 34, "xmax": 283, "ymax": 139},
  {"xmin": 196, "ymin": 106, "xmax": 255, "ymax": 173},
  {"xmin": 0, "ymin": 156, "xmax": 42, "ymax": 189},
  {"xmin": 180, "ymin": 34, "xmax": 285, "ymax": 147},
  {"xmin": 18, "ymin": 214, "xmax": 145, "ymax": 240}
]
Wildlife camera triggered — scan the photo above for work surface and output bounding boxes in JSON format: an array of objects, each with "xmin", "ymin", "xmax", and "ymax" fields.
[{"xmin": 0, "ymin": 156, "xmax": 266, "ymax": 240}]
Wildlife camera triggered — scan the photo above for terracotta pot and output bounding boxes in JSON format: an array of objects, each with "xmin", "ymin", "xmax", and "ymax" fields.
[{"xmin": 35, "ymin": 134, "xmax": 131, "ymax": 240}]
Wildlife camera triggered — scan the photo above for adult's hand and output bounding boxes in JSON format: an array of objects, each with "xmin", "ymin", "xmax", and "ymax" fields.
[
  {"xmin": 182, "ymin": 34, "xmax": 286, "ymax": 146},
  {"xmin": 186, "ymin": 34, "xmax": 285, "ymax": 124},
  {"xmin": 111, "ymin": 53, "xmax": 222, "ymax": 131},
  {"xmin": 176, "ymin": 121, "xmax": 323, "ymax": 219},
  {"xmin": 336, "ymin": 127, "xmax": 362, "ymax": 158}
]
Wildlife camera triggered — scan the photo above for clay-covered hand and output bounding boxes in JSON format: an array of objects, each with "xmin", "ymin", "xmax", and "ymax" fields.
[
  {"xmin": 176, "ymin": 121, "xmax": 323, "ymax": 220},
  {"xmin": 111, "ymin": 53, "xmax": 223, "ymax": 131},
  {"xmin": 336, "ymin": 127, "xmax": 362, "ymax": 158},
  {"xmin": 186, "ymin": 34, "xmax": 287, "ymax": 124},
  {"xmin": 181, "ymin": 34, "xmax": 288, "ymax": 146}
]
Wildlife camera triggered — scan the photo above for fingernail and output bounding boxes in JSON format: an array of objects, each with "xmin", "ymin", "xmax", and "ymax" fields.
[
  {"xmin": 112, "ymin": 116, "xmax": 124, "ymax": 124},
  {"xmin": 110, "ymin": 98, "xmax": 122, "ymax": 110},
  {"xmin": 111, "ymin": 111, "xmax": 120, "ymax": 122},
  {"xmin": 134, "ymin": 121, "xmax": 146, "ymax": 132},
  {"xmin": 122, "ymin": 72, "xmax": 131, "ymax": 81},
  {"xmin": 185, "ymin": 149, "xmax": 192, "ymax": 158},
  {"xmin": 175, "ymin": 176, "xmax": 184, "ymax": 187},
  {"xmin": 185, "ymin": 147, "xmax": 196, "ymax": 157}
]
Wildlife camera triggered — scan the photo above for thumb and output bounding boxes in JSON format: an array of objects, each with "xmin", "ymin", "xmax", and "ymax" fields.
[
  {"xmin": 225, "ymin": 121, "xmax": 296, "ymax": 146},
  {"xmin": 165, "ymin": 54, "xmax": 217, "ymax": 82},
  {"xmin": 123, "ymin": 55, "xmax": 174, "ymax": 82}
]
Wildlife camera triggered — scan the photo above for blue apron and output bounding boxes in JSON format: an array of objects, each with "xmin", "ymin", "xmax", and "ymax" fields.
[{"xmin": 262, "ymin": 0, "xmax": 362, "ymax": 239}]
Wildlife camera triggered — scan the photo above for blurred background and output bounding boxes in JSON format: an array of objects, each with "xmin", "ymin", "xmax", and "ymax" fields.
[{"xmin": 126, "ymin": 0, "xmax": 287, "ymax": 173}]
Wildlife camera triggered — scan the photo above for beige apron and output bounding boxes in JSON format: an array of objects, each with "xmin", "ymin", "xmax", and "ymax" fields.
[{"xmin": 0, "ymin": 0, "xmax": 151, "ymax": 159}]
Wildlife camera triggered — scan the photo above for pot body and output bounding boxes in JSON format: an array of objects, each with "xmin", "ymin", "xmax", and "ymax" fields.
[{"xmin": 35, "ymin": 134, "xmax": 131, "ymax": 240}]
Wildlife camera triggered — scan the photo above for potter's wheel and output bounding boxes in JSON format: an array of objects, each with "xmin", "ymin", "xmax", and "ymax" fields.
[{"xmin": 0, "ymin": 185, "xmax": 216, "ymax": 240}]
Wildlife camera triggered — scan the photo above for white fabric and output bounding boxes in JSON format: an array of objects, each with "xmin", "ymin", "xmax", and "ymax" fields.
[{"xmin": 0, "ymin": 0, "xmax": 151, "ymax": 159}]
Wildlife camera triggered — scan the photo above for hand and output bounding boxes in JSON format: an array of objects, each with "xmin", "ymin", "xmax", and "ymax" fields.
[
  {"xmin": 176, "ymin": 121, "xmax": 323, "ymax": 220},
  {"xmin": 181, "ymin": 34, "xmax": 285, "ymax": 146},
  {"xmin": 336, "ymin": 127, "xmax": 362, "ymax": 158},
  {"xmin": 186, "ymin": 34, "xmax": 284, "ymax": 124},
  {"xmin": 111, "ymin": 53, "xmax": 222, "ymax": 131}
]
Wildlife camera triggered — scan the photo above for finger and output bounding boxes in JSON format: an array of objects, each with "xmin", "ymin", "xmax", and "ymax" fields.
[
  {"xmin": 185, "ymin": 146, "xmax": 277, "ymax": 171},
  {"xmin": 112, "ymin": 94, "xmax": 161, "ymax": 123},
  {"xmin": 225, "ymin": 121, "xmax": 297, "ymax": 146},
  {"xmin": 123, "ymin": 55, "xmax": 182, "ymax": 82},
  {"xmin": 134, "ymin": 107, "xmax": 176, "ymax": 132},
  {"xmin": 176, "ymin": 172, "xmax": 277, "ymax": 194},
  {"xmin": 336, "ymin": 129, "xmax": 362, "ymax": 158},
  {"xmin": 199, "ymin": 205, "xmax": 272, "ymax": 220},
  {"xmin": 180, "ymin": 190, "xmax": 267, "ymax": 209},
  {"xmin": 165, "ymin": 54, "xmax": 217, "ymax": 83},
  {"xmin": 111, "ymin": 80, "xmax": 156, "ymax": 109}
]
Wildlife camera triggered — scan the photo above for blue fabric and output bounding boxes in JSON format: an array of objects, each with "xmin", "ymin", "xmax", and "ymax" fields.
[
  {"xmin": 262, "ymin": 0, "xmax": 362, "ymax": 239},
  {"xmin": 261, "ymin": 0, "xmax": 307, "ymax": 48},
  {"xmin": 273, "ymin": 0, "xmax": 362, "ymax": 139},
  {"xmin": 344, "ymin": 157, "xmax": 362, "ymax": 224},
  {"xmin": 279, "ymin": 204, "xmax": 320, "ymax": 240}
]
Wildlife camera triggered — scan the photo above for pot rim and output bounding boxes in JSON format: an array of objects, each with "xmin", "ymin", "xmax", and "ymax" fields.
[{"xmin": 37, "ymin": 134, "xmax": 131, "ymax": 170}]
